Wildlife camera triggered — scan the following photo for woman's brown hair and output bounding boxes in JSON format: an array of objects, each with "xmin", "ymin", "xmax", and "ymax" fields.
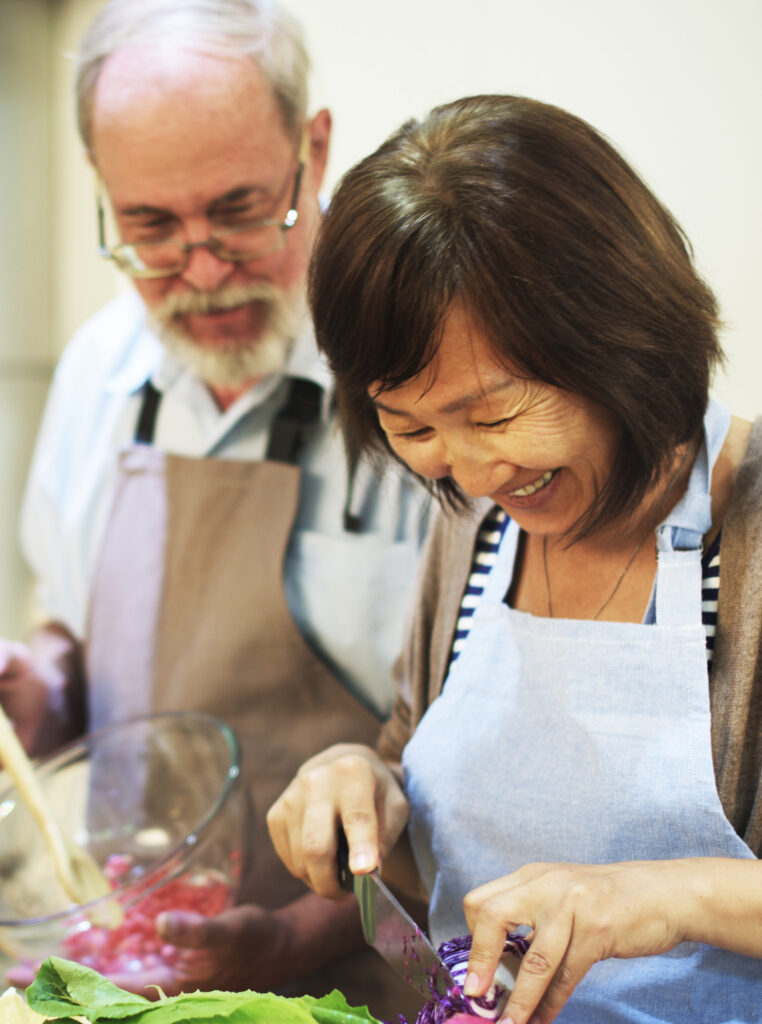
[{"xmin": 310, "ymin": 94, "xmax": 723, "ymax": 535}]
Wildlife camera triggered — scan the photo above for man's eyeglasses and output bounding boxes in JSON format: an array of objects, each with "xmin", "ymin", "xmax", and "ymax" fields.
[{"xmin": 96, "ymin": 130, "xmax": 308, "ymax": 280}]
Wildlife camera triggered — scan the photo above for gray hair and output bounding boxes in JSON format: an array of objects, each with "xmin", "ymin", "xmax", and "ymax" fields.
[{"xmin": 76, "ymin": 0, "xmax": 310, "ymax": 154}]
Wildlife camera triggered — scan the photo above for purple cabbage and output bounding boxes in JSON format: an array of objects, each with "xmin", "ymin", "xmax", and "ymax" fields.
[{"xmin": 408, "ymin": 932, "xmax": 530, "ymax": 1024}]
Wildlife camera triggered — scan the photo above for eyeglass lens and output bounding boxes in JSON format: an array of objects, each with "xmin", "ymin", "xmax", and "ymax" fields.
[{"xmin": 117, "ymin": 222, "xmax": 287, "ymax": 276}]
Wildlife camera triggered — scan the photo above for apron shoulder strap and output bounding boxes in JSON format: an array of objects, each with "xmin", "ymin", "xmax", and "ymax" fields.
[
  {"xmin": 266, "ymin": 377, "xmax": 323, "ymax": 465},
  {"xmin": 133, "ymin": 377, "xmax": 324, "ymax": 463},
  {"xmin": 134, "ymin": 380, "xmax": 162, "ymax": 444}
]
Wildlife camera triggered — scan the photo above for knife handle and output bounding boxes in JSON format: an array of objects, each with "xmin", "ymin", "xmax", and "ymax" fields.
[{"xmin": 337, "ymin": 825, "xmax": 352, "ymax": 892}]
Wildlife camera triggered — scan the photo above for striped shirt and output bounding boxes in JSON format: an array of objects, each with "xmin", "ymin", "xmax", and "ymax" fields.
[{"xmin": 451, "ymin": 506, "xmax": 721, "ymax": 668}]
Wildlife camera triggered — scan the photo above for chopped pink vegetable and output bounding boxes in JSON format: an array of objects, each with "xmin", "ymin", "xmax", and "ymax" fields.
[{"xmin": 62, "ymin": 853, "xmax": 234, "ymax": 974}]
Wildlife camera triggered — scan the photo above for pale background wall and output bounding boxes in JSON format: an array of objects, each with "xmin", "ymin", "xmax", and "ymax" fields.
[{"xmin": 1, "ymin": 0, "xmax": 760, "ymax": 639}]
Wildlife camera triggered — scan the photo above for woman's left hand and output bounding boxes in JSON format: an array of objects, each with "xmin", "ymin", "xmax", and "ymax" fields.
[{"xmin": 462, "ymin": 859, "xmax": 690, "ymax": 1024}]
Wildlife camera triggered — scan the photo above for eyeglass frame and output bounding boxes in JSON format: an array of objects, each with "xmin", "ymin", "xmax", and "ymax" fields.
[{"xmin": 95, "ymin": 127, "xmax": 309, "ymax": 280}]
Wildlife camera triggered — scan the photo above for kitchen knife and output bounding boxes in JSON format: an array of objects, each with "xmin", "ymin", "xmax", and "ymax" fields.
[{"xmin": 337, "ymin": 830, "xmax": 456, "ymax": 999}]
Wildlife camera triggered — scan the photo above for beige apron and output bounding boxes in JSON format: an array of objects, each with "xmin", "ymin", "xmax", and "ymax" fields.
[{"xmin": 84, "ymin": 386, "xmax": 424, "ymax": 1020}]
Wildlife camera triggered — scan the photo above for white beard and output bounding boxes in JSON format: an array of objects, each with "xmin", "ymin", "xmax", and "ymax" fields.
[{"xmin": 147, "ymin": 281, "xmax": 307, "ymax": 388}]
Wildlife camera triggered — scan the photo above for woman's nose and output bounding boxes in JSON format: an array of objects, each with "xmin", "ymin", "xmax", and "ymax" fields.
[
  {"xmin": 439, "ymin": 438, "xmax": 513, "ymax": 498},
  {"xmin": 449, "ymin": 453, "xmax": 505, "ymax": 498}
]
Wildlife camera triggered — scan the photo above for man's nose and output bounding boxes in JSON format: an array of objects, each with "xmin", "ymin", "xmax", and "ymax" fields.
[{"xmin": 179, "ymin": 242, "xmax": 236, "ymax": 291}]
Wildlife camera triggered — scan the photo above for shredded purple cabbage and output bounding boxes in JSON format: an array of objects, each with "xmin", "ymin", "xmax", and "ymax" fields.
[{"xmin": 399, "ymin": 932, "xmax": 529, "ymax": 1024}]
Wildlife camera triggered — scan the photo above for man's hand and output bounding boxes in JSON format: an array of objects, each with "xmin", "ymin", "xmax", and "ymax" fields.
[
  {"xmin": 0, "ymin": 625, "xmax": 84, "ymax": 757},
  {"xmin": 0, "ymin": 640, "xmax": 57, "ymax": 754},
  {"xmin": 267, "ymin": 743, "xmax": 410, "ymax": 899},
  {"xmin": 104, "ymin": 904, "xmax": 304, "ymax": 996},
  {"xmin": 6, "ymin": 893, "xmax": 368, "ymax": 997},
  {"xmin": 4, "ymin": 909, "xmax": 272, "ymax": 995}
]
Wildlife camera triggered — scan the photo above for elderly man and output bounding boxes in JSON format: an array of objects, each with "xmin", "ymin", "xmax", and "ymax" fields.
[{"xmin": 0, "ymin": 0, "xmax": 427, "ymax": 1017}]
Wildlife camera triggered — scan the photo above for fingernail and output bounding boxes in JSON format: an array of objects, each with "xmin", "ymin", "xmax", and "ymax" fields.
[
  {"xmin": 463, "ymin": 971, "xmax": 480, "ymax": 996},
  {"xmin": 156, "ymin": 912, "xmax": 171, "ymax": 938},
  {"xmin": 350, "ymin": 851, "xmax": 373, "ymax": 872}
]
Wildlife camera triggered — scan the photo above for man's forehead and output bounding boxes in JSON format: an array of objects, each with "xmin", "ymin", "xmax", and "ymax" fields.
[
  {"xmin": 96, "ymin": 42, "xmax": 266, "ymax": 101},
  {"xmin": 92, "ymin": 43, "xmax": 290, "ymax": 151},
  {"xmin": 92, "ymin": 44, "xmax": 295, "ymax": 208}
]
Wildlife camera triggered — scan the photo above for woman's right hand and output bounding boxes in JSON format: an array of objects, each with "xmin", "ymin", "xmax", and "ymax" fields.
[{"xmin": 267, "ymin": 742, "xmax": 410, "ymax": 899}]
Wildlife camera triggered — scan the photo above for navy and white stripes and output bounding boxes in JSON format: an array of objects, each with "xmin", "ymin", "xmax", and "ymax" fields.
[
  {"xmin": 451, "ymin": 506, "xmax": 510, "ymax": 662},
  {"xmin": 702, "ymin": 530, "xmax": 721, "ymax": 666},
  {"xmin": 450, "ymin": 506, "xmax": 721, "ymax": 667}
]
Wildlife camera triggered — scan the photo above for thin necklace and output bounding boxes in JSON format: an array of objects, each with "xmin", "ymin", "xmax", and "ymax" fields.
[{"xmin": 542, "ymin": 447, "xmax": 690, "ymax": 621}]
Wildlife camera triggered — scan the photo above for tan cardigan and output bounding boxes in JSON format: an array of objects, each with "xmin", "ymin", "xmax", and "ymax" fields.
[{"xmin": 378, "ymin": 418, "xmax": 762, "ymax": 856}]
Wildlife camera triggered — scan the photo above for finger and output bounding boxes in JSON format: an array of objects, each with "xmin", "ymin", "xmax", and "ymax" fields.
[
  {"xmin": 300, "ymin": 797, "xmax": 349, "ymax": 897},
  {"xmin": 516, "ymin": 919, "xmax": 594, "ymax": 1024},
  {"xmin": 0, "ymin": 654, "xmax": 18, "ymax": 680},
  {"xmin": 267, "ymin": 782, "xmax": 316, "ymax": 886},
  {"xmin": 500, "ymin": 918, "xmax": 575, "ymax": 1024},
  {"xmin": 102, "ymin": 963, "xmax": 181, "ymax": 998},
  {"xmin": 266, "ymin": 795, "xmax": 299, "ymax": 877},
  {"xmin": 157, "ymin": 910, "xmax": 216, "ymax": 949},
  {"xmin": 375, "ymin": 776, "xmax": 411, "ymax": 859},
  {"xmin": 171, "ymin": 951, "xmax": 219, "ymax": 987},
  {"xmin": 5, "ymin": 963, "xmax": 37, "ymax": 987},
  {"xmin": 462, "ymin": 886, "xmax": 526, "ymax": 998},
  {"xmin": 462, "ymin": 916, "xmax": 523, "ymax": 999},
  {"xmin": 325, "ymin": 752, "xmax": 387, "ymax": 874},
  {"xmin": 522, "ymin": 952, "xmax": 585, "ymax": 1024}
]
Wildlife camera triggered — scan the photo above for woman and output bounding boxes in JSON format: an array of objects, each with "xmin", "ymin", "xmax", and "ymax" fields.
[{"xmin": 267, "ymin": 95, "xmax": 762, "ymax": 1023}]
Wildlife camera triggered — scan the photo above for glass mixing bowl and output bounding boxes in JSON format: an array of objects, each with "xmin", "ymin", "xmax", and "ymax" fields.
[{"xmin": 0, "ymin": 711, "xmax": 251, "ymax": 974}]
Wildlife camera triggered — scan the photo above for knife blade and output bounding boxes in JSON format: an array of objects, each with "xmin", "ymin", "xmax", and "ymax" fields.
[{"xmin": 337, "ymin": 830, "xmax": 456, "ymax": 999}]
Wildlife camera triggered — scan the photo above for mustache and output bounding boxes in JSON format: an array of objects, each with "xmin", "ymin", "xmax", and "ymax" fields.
[{"xmin": 152, "ymin": 281, "xmax": 284, "ymax": 320}]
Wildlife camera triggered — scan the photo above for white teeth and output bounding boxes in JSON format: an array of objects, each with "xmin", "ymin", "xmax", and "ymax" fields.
[{"xmin": 510, "ymin": 469, "xmax": 555, "ymax": 498}]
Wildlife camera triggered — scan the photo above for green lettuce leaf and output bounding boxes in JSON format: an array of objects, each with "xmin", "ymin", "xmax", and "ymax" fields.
[
  {"xmin": 27, "ymin": 958, "xmax": 384, "ymax": 1024},
  {"xmin": 27, "ymin": 958, "xmax": 151, "ymax": 1019}
]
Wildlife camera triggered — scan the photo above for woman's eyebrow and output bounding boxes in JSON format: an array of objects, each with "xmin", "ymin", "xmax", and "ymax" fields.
[
  {"xmin": 374, "ymin": 380, "xmax": 516, "ymax": 417},
  {"xmin": 373, "ymin": 400, "xmax": 410, "ymax": 417}
]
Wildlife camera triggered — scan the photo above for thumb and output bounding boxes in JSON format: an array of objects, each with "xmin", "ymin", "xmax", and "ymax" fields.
[
  {"xmin": 156, "ymin": 910, "xmax": 211, "ymax": 948},
  {"xmin": 0, "ymin": 642, "xmax": 27, "ymax": 678},
  {"xmin": 0, "ymin": 647, "xmax": 11, "ymax": 675}
]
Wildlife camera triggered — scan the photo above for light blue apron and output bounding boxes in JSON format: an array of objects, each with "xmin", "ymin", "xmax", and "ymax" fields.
[{"xmin": 403, "ymin": 400, "xmax": 762, "ymax": 1022}]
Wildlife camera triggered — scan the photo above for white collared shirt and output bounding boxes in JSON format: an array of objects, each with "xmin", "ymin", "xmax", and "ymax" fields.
[{"xmin": 20, "ymin": 291, "xmax": 429, "ymax": 717}]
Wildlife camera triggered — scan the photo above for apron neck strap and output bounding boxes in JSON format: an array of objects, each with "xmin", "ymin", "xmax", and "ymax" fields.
[
  {"xmin": 134, "ymin": 380, "xmax": 162, "ymax": 444},
  {"xmin": 133, "ymin": 376, "xmax": 324, "ymax": 467},
  {"xmin": 265, "ymin": 377, "xmax": 323, "ymax": 465},
  {"xmin": 653, "ymin": 400, "xmax": 730, "ymax": 627}
]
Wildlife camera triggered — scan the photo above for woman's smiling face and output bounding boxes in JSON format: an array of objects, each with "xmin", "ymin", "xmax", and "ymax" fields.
[{"xmin": 371, "ymin": 305, "xmax": 621, "ymax": 539}]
